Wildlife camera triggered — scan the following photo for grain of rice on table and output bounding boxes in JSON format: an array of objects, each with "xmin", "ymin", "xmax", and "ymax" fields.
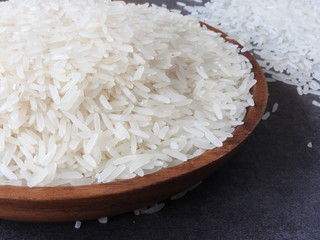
[
  {"xmin": 184, "ymin": 0, "xmax": 320, "ymax": 101},
  {"xmin": 0, "ymin": 0, "xmax": 256, "ymax": 187}
]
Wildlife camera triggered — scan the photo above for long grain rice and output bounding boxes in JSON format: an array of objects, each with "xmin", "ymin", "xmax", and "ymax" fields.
[
  {"xmin": 0, "ymin": 0, "xmax": 255, "ymax": 187},
  {"xmin": 184, "ymin": 0, "xmax": 320, "ymax": 105}
]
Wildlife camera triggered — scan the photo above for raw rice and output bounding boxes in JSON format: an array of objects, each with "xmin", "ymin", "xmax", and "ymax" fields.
[
  {"xmin": 0, "ymin": 0, "xmax": 255, "ymax": 187},
  {"xmin": 271, "ymin": 103, "xmax": 279, "ymax": 113},
  {"xmin": 184, "ymin": 0, "xmax": 320, "ymax": 104},
  {"xmin": 134, "ymin": 203, "xmax": 166, "ymax": 215},
  {"xmin": 262, "ymin": 112, "xmax": 271, "ymax": 121},
  {"xmin": 98, "ymin": 217, "xmax": 108, "ymax": 224},
  {"xmin": 74, "ymin": 221, "xmax": 82, "ymax": 229}
]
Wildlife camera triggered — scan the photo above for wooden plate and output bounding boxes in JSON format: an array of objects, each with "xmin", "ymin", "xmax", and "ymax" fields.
[{"xmin": 0, "ymin": 23, "xmax": 268, "ymax": 222}]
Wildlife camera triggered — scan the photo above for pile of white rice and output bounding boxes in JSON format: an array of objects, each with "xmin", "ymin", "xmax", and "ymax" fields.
[
  {"xmin": 184, "ymin": 0, "xmax": 320, "ymax": 105},
  {"xmin": 0, "ymin": 0, "xmax": 255, "ymax": 187}
]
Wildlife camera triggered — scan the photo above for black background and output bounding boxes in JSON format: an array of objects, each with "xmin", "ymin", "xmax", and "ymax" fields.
[{"xmin": 1, "ymin": 0, "xmax": 320, "ymax": 239}]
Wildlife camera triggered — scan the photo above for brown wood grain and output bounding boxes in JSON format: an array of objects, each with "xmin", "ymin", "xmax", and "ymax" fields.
[{"xmin": 0, "ymin": 22, "xmax": 268, "ymax": 222}]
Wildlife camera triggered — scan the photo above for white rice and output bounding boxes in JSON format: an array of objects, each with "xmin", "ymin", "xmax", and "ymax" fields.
[
  {"xmin": 134, "ymin": 203, "xmax": 166, "ymax": 215},
  {"xmin": 0, "ymin": 0, "xmax": 255, "ymax": 187},
  {"xmin": 74, "ymin": 221, "xmax": 82, "ymax": 229},
  {"xmin": 312, "ymin": 100, "xmax": 320, "ymax": 107},
  {"xmin": 98, "ymin": 217, "xmax": 108, "ymax": 224},
  {"xmin": 262, "ymin": 112, "xmax": 271, "ymax": 121},
  {"xmin": 184, "ymin": 0, "xmax": 320, "ymax": 105},
  {"xmin": 177, "ymin": 2, "xmax": 186, "ymax": 7},
  {"xmin": 271, "ymin": 103, "xmax": 279, "ymax": 113}
]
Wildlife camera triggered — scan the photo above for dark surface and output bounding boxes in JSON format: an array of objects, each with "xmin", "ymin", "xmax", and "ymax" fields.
[{"xmin": 1, "ymin": 0, "xmax": 320, "ymax": 239}]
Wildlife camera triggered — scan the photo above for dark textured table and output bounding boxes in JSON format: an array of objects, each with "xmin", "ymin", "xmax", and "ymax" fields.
[{"xmin": 1, "ymin": 0, "xmax": 320, "ymax": 239}]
